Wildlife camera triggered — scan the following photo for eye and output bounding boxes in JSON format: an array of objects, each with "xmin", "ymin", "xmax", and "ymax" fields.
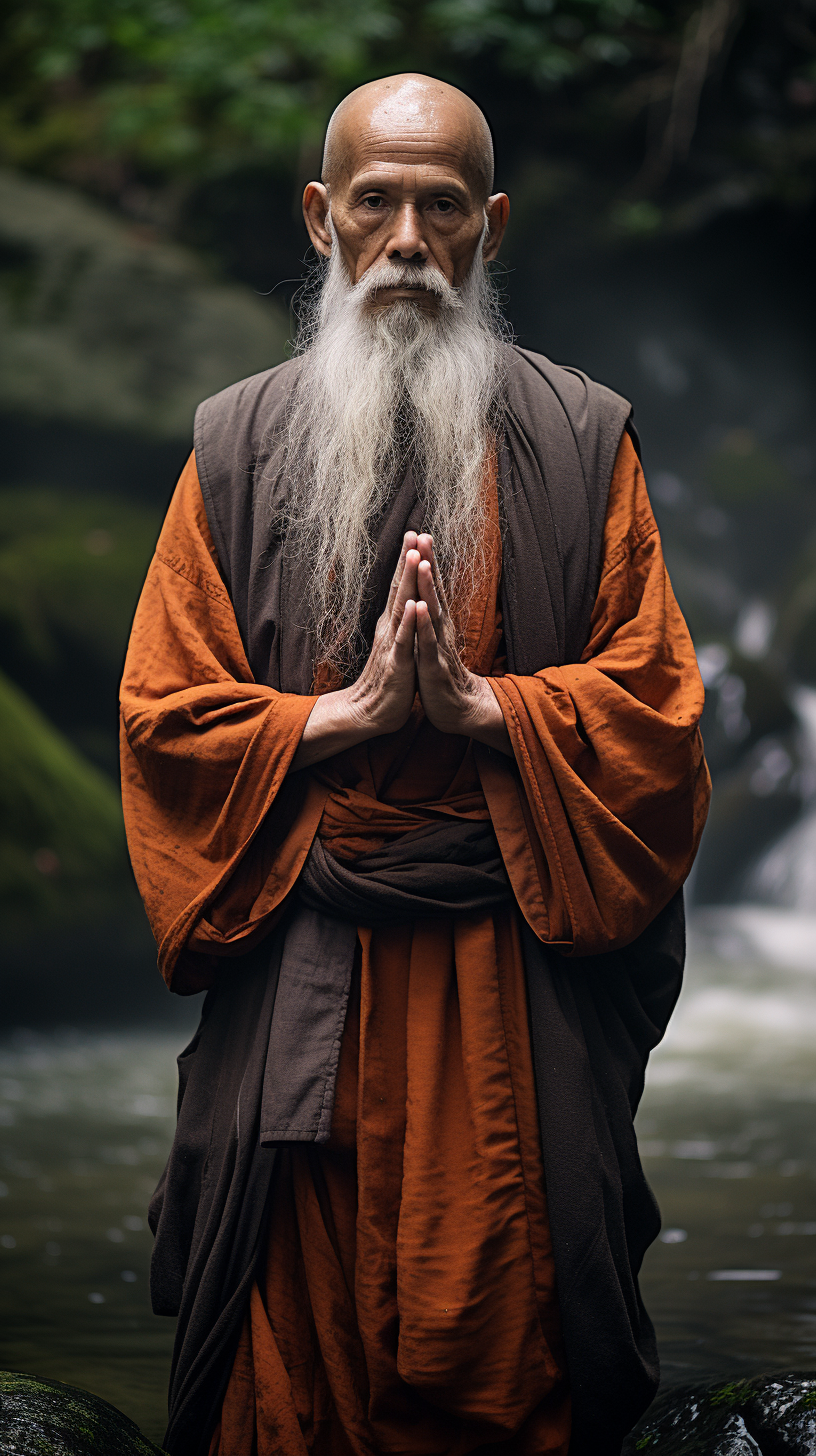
[
  {"xmin": 433, "ymin": 199, "xmax": 455, "ymax": 214},
  {"xmin": 362, "ymin": 195, "xmax": 384, "ymax": 209}
]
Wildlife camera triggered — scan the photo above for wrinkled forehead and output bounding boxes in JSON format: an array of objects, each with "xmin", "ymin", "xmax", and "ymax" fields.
[{"xmin": 324, "ymin": 80, "xmax": 493, "ymax": 199}]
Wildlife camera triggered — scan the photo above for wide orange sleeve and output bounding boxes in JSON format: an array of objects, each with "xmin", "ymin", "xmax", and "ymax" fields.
[
  {"xmin": 480, "ymin": 431, "xmax": 710, "ymax": 956},
  {"xmin": 119, "ymin": 454, "xmax": 326, "ymax": 992}
]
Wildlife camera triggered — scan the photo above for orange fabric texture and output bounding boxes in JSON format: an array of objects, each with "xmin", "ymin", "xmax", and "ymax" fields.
[
  {"xmin": 120, "ymin": 453, "xmax": 326, "ymax": 990},
  {"xmin": 120, "ymin": 430, "xmax": 709, "ymax": 1454}
]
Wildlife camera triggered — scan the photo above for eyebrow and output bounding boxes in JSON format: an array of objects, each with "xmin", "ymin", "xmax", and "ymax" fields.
[{"xmin": 348, "ymin": 171, "xmax": 472, "ymax": 204}]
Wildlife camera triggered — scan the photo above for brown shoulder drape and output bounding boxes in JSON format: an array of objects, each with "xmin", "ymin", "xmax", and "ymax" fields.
[{"xmin": 481, "ymin": 429, "xmax": 709, "ymax": 954}]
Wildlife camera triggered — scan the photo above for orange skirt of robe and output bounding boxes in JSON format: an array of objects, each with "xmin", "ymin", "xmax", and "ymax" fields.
[{"xmin": 209, "ymin": 906, "xmax": 570, "ymax": 1456}]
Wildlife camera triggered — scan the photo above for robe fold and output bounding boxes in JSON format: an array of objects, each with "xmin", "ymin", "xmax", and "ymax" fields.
[{"xmin": 120, "ymin": 346, "xmax": 710, "ymax": 1456}]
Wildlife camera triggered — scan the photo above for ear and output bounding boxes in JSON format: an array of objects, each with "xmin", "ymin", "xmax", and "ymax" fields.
[
  {"xmin": 482, "ymin": 193, "xmax": 510, "ymax": 263},
  {"xmin": 303, "ymin": 182, "xmax": 332, "ymax": 256}
]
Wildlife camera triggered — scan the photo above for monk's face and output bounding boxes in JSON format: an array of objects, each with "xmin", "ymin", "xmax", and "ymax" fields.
[{"xmin": 303, "ymin": 78, "xmax": 509, "ymax": 313}]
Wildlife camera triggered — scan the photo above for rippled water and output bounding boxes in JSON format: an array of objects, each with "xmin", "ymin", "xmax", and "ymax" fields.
[
  {"xmin": 0, "ymin": 1028, "xmax": 191, "ymax": 1443},
  {"xmin": 1, "ymin": 921, "xmax": 815, "ymax": 1443},
  {"xmin": 638, "ymin": 919, "xmax": 816, "ymax": 1388}
]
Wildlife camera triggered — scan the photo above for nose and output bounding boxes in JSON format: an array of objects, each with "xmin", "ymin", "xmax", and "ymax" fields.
[{"xmin": 386, "ymin": 203, "xmax": 428, "ymax": 264}]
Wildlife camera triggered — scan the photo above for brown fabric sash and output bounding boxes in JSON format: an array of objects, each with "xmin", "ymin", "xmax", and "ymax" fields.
[
  {"xmin": 260, "ymin": 821, "xmax": 511, "ymax": 1145},
  {"xmin": 301, "ymin": 819, "xmax": 510, "ymax": 921}
]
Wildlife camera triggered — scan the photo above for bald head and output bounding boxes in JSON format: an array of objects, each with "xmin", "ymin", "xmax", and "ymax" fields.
[
  {"xmin": 323, "ymin": 73, "xmax": 494, "ymax": 201},
  {"xmin": 302, "ymin": 72, "xmax": 508, "ymax": 292}
]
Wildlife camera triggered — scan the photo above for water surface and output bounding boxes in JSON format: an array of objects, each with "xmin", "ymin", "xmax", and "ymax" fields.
[
  {"xmin": 0, "ymin": 1030, "xmax": 186, "ymax": 1442},
  {"xmin": 1, "ymin": 924, "xmax": 815, "ymax": 1442},
  {"xmin": 638, "ymin": 925, "xmax": 816, "ymax": 1385}
]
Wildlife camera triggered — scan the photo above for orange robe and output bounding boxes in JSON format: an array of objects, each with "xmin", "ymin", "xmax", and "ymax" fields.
[{"xmin": 120, "ymin": 433, "xmax": 709, "ymax": 1456}]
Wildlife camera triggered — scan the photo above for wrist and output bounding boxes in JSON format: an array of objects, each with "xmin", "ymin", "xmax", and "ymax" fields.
[
  {"xmin": 457, "ymin": 674, "xmax": 491, "ymax": 733},
  {"xmin": 291, "ymin": 686, "xmax": 372, "ymax": 771},
  {"xmin": 342, "ymin": 681, "xmax": 387, "ymax": 738},
  {"xmin": 344, "ymin": 674, "xmax": 414, "ymax": 738},
  {"xmin": 328, "ymin": 684, "xmax": 390, "ymax": 744},
  {"xmin": 460, "ymin": 676, "xmax": 512, "ymax": 755}
]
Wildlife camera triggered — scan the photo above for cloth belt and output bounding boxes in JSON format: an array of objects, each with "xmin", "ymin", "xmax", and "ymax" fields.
[{"xmin": 260, "ymin": 819, "xmax": 511, "ymax": 1146}]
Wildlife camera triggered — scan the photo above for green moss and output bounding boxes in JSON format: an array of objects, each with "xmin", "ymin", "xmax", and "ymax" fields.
[
  {"xmin": 634, "ymin": 1436, "xmax": 654, "ymax": 1450},
  {"xmin": 0, "ymin": 1370, "xmax": 167, "ymax": 1454},
  {"xmin": 0, "ymin": 486, "xmax": 161, "ymax": 676},
  {"xmin": 708, "ymin": 1379, "xmax": 755, "ymax": 1408},
  {"xmin": 0, "ymin": 667, "xmax": 127, "ymax": 926}
]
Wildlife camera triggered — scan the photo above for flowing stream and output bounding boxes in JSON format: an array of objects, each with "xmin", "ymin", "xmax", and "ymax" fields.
[
  {"xmin": 635, "ymin": 930, "xmax": 816, "ymax": 1390},
  {"xmin": 639, "ymin": 692, "xmax": 816, "ymax": 1394},
  {"xmin": 697, "ymin": 685, "xmax": 816, "ymax": 973},
  {"xmin": 1, "ymin": 910, "xmax": 815, "ymax": 1441}
]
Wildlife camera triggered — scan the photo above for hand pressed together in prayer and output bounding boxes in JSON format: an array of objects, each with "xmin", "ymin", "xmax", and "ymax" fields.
[
  {"xmin": 413, "ymin": 534, "xmax": 507, "ymax": 745},
  {"xmin": 291, "ymin": 531, "xmax": 511, "ymax": 769}
]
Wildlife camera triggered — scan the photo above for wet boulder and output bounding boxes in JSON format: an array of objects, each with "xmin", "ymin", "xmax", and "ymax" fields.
[
  {"xmin": 0, "ymin": 1371, "xmax": 166, "ymax": 1455},
  {"xmin": 624, "ymin": 1375, "xmax": 816, "ymax": 1454},
  {"xmin": 623, "ymin": 1386, "xmax": 762, "ymax": 1454},
  {"xmin": 745, "ymin": 1375, "xmax": 816, "ymax": 1454}
]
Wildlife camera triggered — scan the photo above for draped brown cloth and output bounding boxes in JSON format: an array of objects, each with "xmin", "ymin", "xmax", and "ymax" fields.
[{"xmin": 120, "ymin": 350, "xmax": 710, "ymax": 1456}]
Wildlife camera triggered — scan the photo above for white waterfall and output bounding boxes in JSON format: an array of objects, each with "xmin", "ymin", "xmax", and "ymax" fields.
[
  {"xmin": 744, "ymin": 685, "xmax": 816, "ymax": 911},
  {"xmin": 693, "ymin": 686, "xmax": 816, "ymax": 972}
]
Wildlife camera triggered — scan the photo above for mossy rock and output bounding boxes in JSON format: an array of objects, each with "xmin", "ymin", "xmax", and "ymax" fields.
[
  {"xmin": 0, "ymin": 1371, "xmax": 167, "ymax": 1454},
  {"xmin": 624, "ymin": 1372, "xmax": 816, "ymax": 1454},
  {"xmin": 0, "ymin": 668, "xmax": 128, "ymax": 927},
  {"xmin": 0, "ymin": 167, "xmax": 288, "ymax": 441}
]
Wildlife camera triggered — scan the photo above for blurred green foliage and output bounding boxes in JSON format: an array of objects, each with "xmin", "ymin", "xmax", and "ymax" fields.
[
  {"xmin": 705, "ymin": 429, "xmax": 793, "ymax": 505},
  {"xmin": 1, "ymin": 0, "xmax": 399, "ymax": 175},
  {"xmin": 2, "ymin": 0, "xmax": 814, "ymax": 236},
  {"xmin": 0, "ymin": 0, "xmax": 665, "ymax": 179}
]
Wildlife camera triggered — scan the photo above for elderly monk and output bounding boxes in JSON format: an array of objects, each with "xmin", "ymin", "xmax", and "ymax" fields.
[{"xmin": 120, "ymin": 73, "xmax": 710, "ymax": 1456}]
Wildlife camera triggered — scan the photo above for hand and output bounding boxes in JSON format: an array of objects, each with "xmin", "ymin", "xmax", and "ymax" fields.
[
  {"xmin": 290, "ymin": 534, "xmax": 419, "ymax": 770},
  {"xmin": 414, "ymin": 536, "xmax": 512, "ymax": 755},
  {"xmin": 344, "ymin": 532, "xmax": 420, "ymax": 736}
]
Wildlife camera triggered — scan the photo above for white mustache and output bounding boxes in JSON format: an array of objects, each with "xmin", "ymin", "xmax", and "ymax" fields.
[{"xmin": 354, "ymin": 262, "xmax": 461, "ymax": 306}]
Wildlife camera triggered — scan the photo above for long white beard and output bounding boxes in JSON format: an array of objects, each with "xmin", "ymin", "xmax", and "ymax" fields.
[{"xmin": 280, "ymin": 232, "xmax": 511, "ymax": 675}]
